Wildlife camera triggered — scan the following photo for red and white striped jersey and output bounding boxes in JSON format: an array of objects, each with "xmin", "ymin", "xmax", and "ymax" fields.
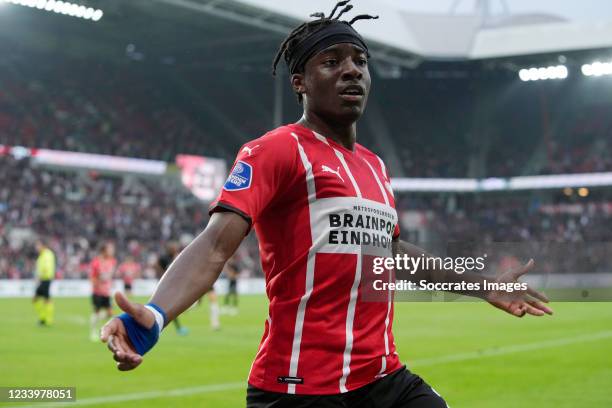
[
  {"xmin": 90, "ymin": 256, "xmax": 116, "ymax": 297},
  {"xmin": 210, "ymin": 123, "xmax": 402, "ymax": 395}
]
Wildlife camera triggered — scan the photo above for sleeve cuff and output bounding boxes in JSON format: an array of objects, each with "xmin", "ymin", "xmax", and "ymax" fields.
[{"xmin": 209, "ymin": 201, "xmax": 253, "ymax": 234}]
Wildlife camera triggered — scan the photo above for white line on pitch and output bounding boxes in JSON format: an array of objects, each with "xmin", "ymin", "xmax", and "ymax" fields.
[
  {"xmin": 409, "ymin": 330, "xmax": 612, "ymax": 367},
  {"xmin": 8, "ymin": 330, "xmax": 612, "ymax": 407}
]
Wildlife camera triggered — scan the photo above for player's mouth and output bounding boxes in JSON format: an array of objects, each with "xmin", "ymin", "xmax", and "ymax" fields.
[{"xmin": 339, "ymin": 84, "xmax": 365, "ymax": 102}]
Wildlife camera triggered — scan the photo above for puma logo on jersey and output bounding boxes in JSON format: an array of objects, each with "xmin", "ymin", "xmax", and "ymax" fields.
[
  {"xmin": 241, "ymin": 145, "xmax": 260, "ymax": 156},
  {"xmin": 321, "ymin": 165, "xmax": 344, "ymax": 182}
]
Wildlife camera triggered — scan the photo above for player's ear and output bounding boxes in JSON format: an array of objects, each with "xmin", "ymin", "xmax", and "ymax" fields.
[{"xmin": 291, "ymin": 73, "xmax": 306, "ymax": 98}]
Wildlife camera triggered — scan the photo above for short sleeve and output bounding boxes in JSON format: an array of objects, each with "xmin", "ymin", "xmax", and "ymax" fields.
[
  {"xmin": 90, "ymin": 258, "xmax": 99, "ymax": 279},
  {"xmin": 209, "ymin": 131, "xmax": 297, "ymax": 228}
]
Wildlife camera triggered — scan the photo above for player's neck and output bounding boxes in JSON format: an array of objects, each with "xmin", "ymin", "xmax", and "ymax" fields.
[{"xmin": 297, "ymin": 114, "xmax": 356, "ymax": 152}]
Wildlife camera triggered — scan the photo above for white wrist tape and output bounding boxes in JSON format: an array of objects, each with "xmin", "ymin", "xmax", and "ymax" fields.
[{"xmin": 144, "ymin": 305, "xmax": 165, "ymax": 336}]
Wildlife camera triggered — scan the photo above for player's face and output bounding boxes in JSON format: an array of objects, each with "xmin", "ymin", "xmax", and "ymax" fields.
[
  {"xmin": 297, "ymin": 43, "xmax": 371, "ymax": 124},
  {"xmin": 105, "ymin": 243, "xmax": 115, "ymax": 257}
]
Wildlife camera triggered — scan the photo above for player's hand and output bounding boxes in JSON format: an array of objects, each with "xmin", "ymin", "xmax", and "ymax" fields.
[
  {"xmin": 100, "ymin": 292, "xmax": 155, "ymax": 371},
  {"xmin": 485, "ymin": 259, "xmax": 553, "ymax": 317}
]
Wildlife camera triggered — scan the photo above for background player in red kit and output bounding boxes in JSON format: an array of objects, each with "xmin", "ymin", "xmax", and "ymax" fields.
[
  {"xmin": 117, "ymin": 255, "xmax": 141, "ymax": 297},
  {"xmin": 90, "ymin": 241, "xmax": 117, "ymax": 341},
  {"xmin": 100, "ymin": 2, "xmax": 552, "ymax": 406}
]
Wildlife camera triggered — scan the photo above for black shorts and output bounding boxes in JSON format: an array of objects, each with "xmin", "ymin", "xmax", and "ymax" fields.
[
  {"xmin": 229, "ymin": 279, "xmax": 237, "ymax": 292},
  {"xmin": 35, "ymin": 280, "xmax": 51, "ymax": 299},
  {"xmin": 124, "ymin": 283, "xmax": 132, "ymax": 291},
  {"xmin": 92, "ymin": 294, "xmax": 111, "ymax": 311},
  {"xmin": 246, "ymin": 367, "xmax": 448, "ymax": 408}
]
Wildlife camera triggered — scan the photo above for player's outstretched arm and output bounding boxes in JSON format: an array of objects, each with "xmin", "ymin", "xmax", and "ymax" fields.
[
  {"xmin": 392, "ymin": 240, "xmax": 553, "ymax": 317},
  {"xmin": 483, "ymin": 259, "xmax": 553, "ymax": 317},
  {"xmin": 100, "ymin": 211, "xmax": 249, "ymax": 370}
]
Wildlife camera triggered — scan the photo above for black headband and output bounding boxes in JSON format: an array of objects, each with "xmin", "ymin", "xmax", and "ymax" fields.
[{"xmin": 286, "ymin": 21, "xmax": 369, "ymax": 74}]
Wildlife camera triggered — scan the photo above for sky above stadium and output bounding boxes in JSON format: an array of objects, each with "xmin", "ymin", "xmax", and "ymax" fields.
[{"xmin": 383, "ymin": 0, "xmax": 612, "ymax": 22}]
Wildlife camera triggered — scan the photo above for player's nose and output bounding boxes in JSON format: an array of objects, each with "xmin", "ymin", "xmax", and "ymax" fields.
[{"xmin": 340, "ymin": 58, "xmax": 363, "ymax": 81}]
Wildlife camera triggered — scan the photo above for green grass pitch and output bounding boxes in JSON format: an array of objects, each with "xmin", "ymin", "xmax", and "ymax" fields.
[{"xmin": 1, "ymin": 296, "xmax": 611, "ymax": 407}]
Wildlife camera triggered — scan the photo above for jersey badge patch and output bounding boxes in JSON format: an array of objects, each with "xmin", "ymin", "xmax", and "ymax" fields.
[{"xmin": 224, "ymin": 161, "xmax": 252, "ymax": 191}]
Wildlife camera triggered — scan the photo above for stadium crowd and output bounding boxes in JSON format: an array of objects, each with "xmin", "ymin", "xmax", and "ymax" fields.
[
  {"xmin": 0, "ymin": 54, "xmax": 228, "ymax": 162},
  {"xmin": 0, "ymin": 154, "xmax": 261, "ymax": 280},
  {"xmin": 0, "ymin": 156, "xmax": 222, "ymax": 279},
  {"xmin": 2, "ymin": 48, "xmax": 612, "ymax": 280},
  {"xmin": 540, "ymin": 105, "xmax": 612, "ymax": 175},
  {"xmin": 376, "ymin": 76, "xmax": 612, "ymax": 178},
  {"xmin": 2, "ymin": 152, "xmax": 610, "ymax": 279},
  {"xmin": 397, "ymin": 193, "xmax": 612, "ymax": 275},
  {"xmin": 2, "ymin": 51, "xmax": 612, "ymax": 179}
]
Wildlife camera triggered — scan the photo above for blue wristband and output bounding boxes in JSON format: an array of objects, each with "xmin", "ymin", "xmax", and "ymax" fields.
[{"xmin": 118, "ymin": 303, "xmax": 167, "ymax": 356}]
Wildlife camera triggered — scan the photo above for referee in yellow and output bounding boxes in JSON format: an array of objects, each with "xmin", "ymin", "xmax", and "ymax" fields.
[{"xmin": 33, "ymin": 239, "xmax": 56, "ymax": 326}]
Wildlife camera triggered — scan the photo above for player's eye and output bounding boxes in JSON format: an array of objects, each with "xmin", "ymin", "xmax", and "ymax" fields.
[
  {"xmin": 356, "ymin": 57, "xmax": 368, "ymax": 66},
  {"xmin": 324, "ymin": 59, "xmax": 338, "ymax": 66}
]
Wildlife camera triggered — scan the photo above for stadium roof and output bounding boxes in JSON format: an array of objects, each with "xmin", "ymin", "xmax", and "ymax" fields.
[
  {"xmin": 169, "ymin": 0, "xmax": 612, "ymax": 61},
  {"xmin": 3, "ymin": 0, "xmax": 612, "ymax": 71},
  {"xmin": 0, "ymin": 0, "xmax": 284, "ymax": 71}
]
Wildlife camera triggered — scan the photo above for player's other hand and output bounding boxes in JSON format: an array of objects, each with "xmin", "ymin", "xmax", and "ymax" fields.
[
  {"xmin": 485, "ymin": 259, "xmax": 554, "ymax": 318},
  {"xmin": 100, "ymin": 292, "xmax": 155, "ymax": 371}
]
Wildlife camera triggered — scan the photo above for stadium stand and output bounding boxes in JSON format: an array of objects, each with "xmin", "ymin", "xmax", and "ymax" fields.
[
  {"xmin": 2, "ymin": 37, "xmax": 612, "ymax": 281},
  {"xmin": 2, "ymin": 49, "xmax": 611, "ymax": 179},
  {"xmin": 0, "ymin": 52, "xmax": 229, "ymax": 161},
  {"xmin": 3, "ymin": 153, "xmax": 611, "ymax": 279},
  {"xmin": 396, "ymin": 191, "xmax": 612, "ymax": 274},
  {"xmin": 0, "ymin": 155, "xmax": 208, "ymax": 279}
]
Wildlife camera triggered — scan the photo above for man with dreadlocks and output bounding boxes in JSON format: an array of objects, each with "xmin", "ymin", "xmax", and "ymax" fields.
[{"xmin": 100, "ymin": 1, "xmax": 552, "ymax": 406}]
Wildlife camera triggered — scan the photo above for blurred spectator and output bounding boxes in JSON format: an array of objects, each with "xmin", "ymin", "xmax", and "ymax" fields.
[
  {"xmin": 0, "ymin": 156, "xmax": 210, "ymax": 278},
  {"xmin": 397, "ymin": 193, "xmax": 612, "ymax": 275},
  {"xmin": 0, "ymin": 55, "xmax": 229, "ymax": 162}
]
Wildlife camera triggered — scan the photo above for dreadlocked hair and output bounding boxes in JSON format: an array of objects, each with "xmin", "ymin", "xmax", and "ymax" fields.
[{"xmin": 271, "ymin": 0, "xmax": 378, "ymax": 95}]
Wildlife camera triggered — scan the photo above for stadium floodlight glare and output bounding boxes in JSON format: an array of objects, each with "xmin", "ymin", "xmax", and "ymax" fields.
[
  {"xmin": 1, "ymin": 0, "xmax": 103, "ymax": 21},
  {"xmin": 518, "ymin": 70, "xmax": 530, "ymax": 82},
  {"xmin": 582, "ymin": 61, "xmax": 612, "ymax": 77},
  {"xmin": 518, "ymin": 65, "xmax": 568, "ymax": 82},
  {"xmin": 91, "ymin": 8, "xmax": 102, "ymax": 21},
  {"xmin": 83, "ymin": 6, "xmax": 93, "ymax": 19}
]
